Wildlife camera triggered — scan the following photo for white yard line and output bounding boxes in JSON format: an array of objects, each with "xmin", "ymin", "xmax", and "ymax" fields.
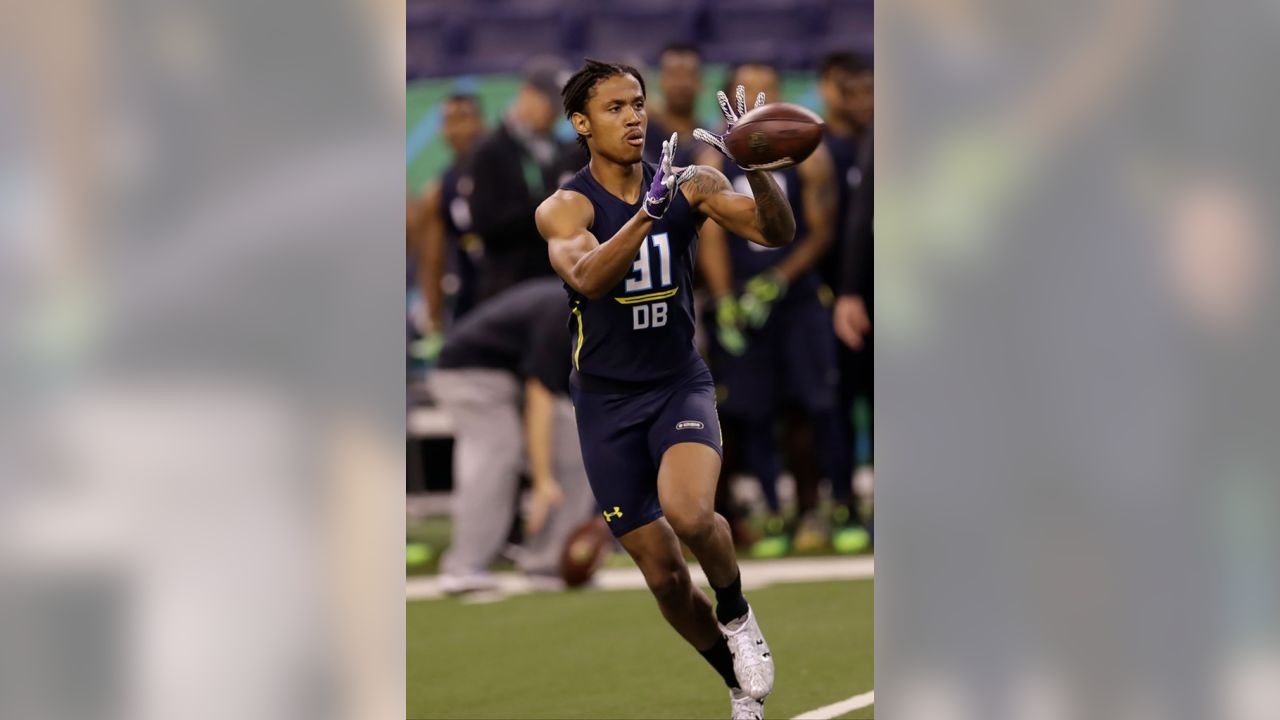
[
  {"xmin": 792, "ymin": 689, "xmax": 875, "ymax": 720},
  {"xmin": 406, "ymin": 555, "xmax": 873, "ymax": 602}
]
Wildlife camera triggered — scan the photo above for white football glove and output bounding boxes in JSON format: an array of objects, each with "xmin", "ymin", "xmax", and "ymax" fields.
[{"xmin": 693, "ymin": 85, "xmax": 796, "ymax": 171}]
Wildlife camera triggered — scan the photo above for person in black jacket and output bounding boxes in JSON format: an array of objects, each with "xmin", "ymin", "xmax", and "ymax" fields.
[
  {"xmin": 833, "ymin": 134, "xmax": 874, "ymax": 545},
  {"xmin": 834, "ymin": 143, "xmax": 872, "ymax": 350},
  {"xmin": 468, "ymin": 56, "xmax": 586, "ymax": 302}
]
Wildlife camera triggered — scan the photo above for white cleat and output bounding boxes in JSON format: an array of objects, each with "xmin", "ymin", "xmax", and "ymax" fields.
[
  {"xmin": 438, "ymin": 572, "xmax": 499, "ymax": 595},
  {"xmin": 720, "ymin": 606, "xmax": 775, "ymax": 700},
  {"xmin": 730, "ymin": 687, "xmax": 765, "ymax": 720}
]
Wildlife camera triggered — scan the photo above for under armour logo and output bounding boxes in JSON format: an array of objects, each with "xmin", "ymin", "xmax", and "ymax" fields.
[{"xmin": 603, "ymin": 506, "xmax": 623, "ymax": 522}]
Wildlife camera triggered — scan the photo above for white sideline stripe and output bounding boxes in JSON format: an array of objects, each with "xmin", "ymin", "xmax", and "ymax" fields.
[
  {"xmin": 792, "ymin": 689, "xmax": 875, "ymax": 720},
  {"xmin": 407, "ymin": 556, "xmax": 873, "ymax": 601}
]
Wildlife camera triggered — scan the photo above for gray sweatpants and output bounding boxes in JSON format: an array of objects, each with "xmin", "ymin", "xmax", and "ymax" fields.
[{"xmin": 429, "ymin": 369, "xmax": 595, "ymax": 577}]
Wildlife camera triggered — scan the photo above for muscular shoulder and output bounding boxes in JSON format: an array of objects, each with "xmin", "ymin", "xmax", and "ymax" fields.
[
  {"xmin": 537, "ymin": 188, "xmax": 593, "ymax": 218},
  {"xmin": 535, "ymin": 189, "xmax": 594, "ymax": 239}
]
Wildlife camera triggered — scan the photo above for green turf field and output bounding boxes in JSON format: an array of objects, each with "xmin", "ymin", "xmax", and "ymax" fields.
[{"xmin": 407, "ymin": 578, "xmax": 873, "ymax": 719}]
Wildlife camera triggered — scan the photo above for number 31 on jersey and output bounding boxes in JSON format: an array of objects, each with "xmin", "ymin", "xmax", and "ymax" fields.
[{"xmin": 624, "ymin": 233, "xmax": 673, "ymax": 330}]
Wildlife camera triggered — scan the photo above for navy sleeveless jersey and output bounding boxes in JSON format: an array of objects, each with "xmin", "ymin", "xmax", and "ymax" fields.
[
  {"xmin": 721, "ymin": 163, "xmax": 817, "ymax": 298},
  {"xmin": 559, "ymin": 162, "xmax": 702, "ymax": 384}
]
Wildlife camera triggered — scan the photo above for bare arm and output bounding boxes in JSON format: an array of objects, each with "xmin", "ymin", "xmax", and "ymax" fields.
[
  {"xmin": 770, "ymin": 143, "xmax": 837, "ymax": 284},
  {"xmin": 523, "ymin": 377, "xmax": 556, "ymax": 489},
  {"xmin": 681, "ymin": 165, "xmax": 795, "ymax": 248},
  {"xmin": 535, "ymin": 190, "xmax": 654, "ymax": 299},
  {"xmin": 523, "ymin": 377, "xmax": 563, "ymax": 534},
  {"xmin": 414, "ymin": 182, "xmax": 447, "ymax": 332}
]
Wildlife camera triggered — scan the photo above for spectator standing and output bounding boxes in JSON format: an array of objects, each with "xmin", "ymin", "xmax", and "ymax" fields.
[
  {"xmin": 644, "ymin": 42, "xmax": 706, "ymax": 168},
  {"xmin": 468, "ymin": 56, "xmax": 584, "ymax": 302},
  {"xmin": 411, "ymin": 93, "xmax": 486, "ymax": 364}
]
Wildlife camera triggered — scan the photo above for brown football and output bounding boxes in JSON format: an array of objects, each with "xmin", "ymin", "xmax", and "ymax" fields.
[
  {"xmin": 725, "ymin": 102, "xmax": 826, "ymax": 168},
  {"xmin": 559, "ymin": 516, "xmax": 614, "ymax": 588}
]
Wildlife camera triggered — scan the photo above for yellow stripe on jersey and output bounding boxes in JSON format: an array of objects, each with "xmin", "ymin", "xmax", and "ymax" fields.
[
  {"xmin": 715, "ymin": 400, "xmax": 723, "ymax": 446},
  {"xmin": 571, "ymin": 306, "xmax": 584, "ymax": 370},
  {"xmin": 614, "ymin": 287, "xmax": 679, "ymax": 305}
]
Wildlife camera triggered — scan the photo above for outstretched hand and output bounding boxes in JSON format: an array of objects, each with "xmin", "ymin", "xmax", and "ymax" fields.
[
  {"xmin": 643, "ymin": 132, "xmax": 696, "ymax": 219},
  {"xmin": 693, "ymin": 86, "xmax": 798, "ymax": 172}
]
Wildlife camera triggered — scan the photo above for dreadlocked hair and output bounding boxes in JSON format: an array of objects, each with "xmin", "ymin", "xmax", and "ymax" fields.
[{"xmin": 561, "ymin": 58, "xmax": 647, "ymax": 152}]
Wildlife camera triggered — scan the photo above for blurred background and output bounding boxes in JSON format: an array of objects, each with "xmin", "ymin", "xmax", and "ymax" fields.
[
  {"xmin": 406, "ymin": 0, "xmax": 872, "ymax": 185},
  {"xmin": 405, "ymin": 1, "xmax": 877, "ymax": 717}
]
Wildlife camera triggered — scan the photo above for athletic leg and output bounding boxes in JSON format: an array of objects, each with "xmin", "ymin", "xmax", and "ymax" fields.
[
  {"xmin": 617, "ymin": 518, "xmax": 721, "ymax": 649},
  {"xmin": 647, "ymin": 368, "xmax": 742, "ymax": 593},
  {"xmin": 616, "ymin": 519, "xmax": 741, "ymax": 693},
  {"xmin": 573, "ymin": 366, "xmax": 767, "ymax": 703},
  {"xmin": 657, "ymin": 442, "xmax": 740, "ymax": 591},
  {"xmin": 655, "ymin": 445, "xmax": 775, "ymax": 701},
  {"xmin": 649, "ymin": 368, "xmax": 775, "ymax": 700}
]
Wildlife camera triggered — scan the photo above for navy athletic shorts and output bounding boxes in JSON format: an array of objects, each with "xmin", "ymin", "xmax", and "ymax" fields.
[{"xmin": 568, "ymin": 358, "xmax": 723, "ymax": 538}]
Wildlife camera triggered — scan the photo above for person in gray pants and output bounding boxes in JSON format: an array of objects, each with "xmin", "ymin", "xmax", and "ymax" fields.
[{"xmin": 427, "ymin": 277, "xmax": 595, "ymax": 592}]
